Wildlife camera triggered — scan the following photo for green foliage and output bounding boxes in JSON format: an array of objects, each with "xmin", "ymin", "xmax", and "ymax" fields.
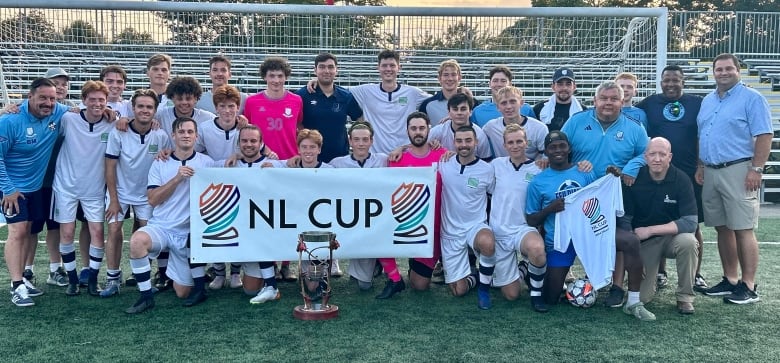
[
  {"xmin": 0, "ymin": 10, "xmax": 59, "ymax": 44},
  {"xmin": 113, "ymin": 27, "xmax": 155, "ymax": 45},
  {"xmin": 62, "ymin": 20, "xmax": 105, "ymax": 45}
]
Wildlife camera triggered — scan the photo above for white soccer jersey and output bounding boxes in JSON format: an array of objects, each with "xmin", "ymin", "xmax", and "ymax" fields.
[
  {"xmin": 554, "ymin": 175, "xmax": 623, "ymax": 289},
  {"xmin": 439, "ymin": 156, "xmax": 494, "ymax": 239},
  {"xmin": 329, "ymin": 153, "xmax": 388, "ymax": 168},
  {"xmin": 53, "ymin": 112, "xmax": 115, "ymax": 199},
  {"xmin": 196, "ymin": 90, "xmax": 248, "ymax": 114},
  {"xmin": 428, "ymin": 121, "xmax": 492, "ymax": 159},
  {"xmin": 147, "ymin": 151, "xmax": 215, "ymax": 235},
  {"xmin": 105, "ymin": 122, "xmax": 171, "ymax": 205},
  {"xmin": 488, "ymin": 157, "xmax": 541, "ymax": 239},
  {"xmin": 195, "ymin": 118, "xmax": 239, "ymax": 160},
  {"xmin": 482, "ymin": 116, "xmax": 548, "ymax": 160},
  {"xmin": 155, "ymin": 106, "xmax": 216, "ymax": 136},
  {"xmin": 234, "ymin": 156, "xmax": 267, "ymax": 169},
  {"xmin": 108, "ymin": 100, "xmax": 133, "ymax": 120},
  {"xmin": 271, "ymin": 160, "xmax": 333, "ymax": 169},
  {"xmin": 349, "ymin": 84, "xmax": 430, "ymax": 154}
]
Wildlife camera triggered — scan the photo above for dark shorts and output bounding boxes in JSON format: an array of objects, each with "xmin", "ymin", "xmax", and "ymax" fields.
[
  {"xmin": 1, "ymin": 189, "xmax": 48, "ymax": 225},
  {"xmin": 30, "ymin": 187, "xmax": 59, "ymax": 234}
]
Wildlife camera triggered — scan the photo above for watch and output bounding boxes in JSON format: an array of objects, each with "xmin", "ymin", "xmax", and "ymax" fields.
[{"xmin": 751, "ymin": 166, "xmax": 764, "ymax": 174}]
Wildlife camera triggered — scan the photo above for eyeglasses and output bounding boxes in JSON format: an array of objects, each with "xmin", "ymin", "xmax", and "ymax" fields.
[{"xmin": 669, "ymin": 101, "xmax": 681, "ymax": 117}]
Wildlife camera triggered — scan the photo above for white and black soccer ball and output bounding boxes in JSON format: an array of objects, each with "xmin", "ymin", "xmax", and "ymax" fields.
[{"xmin": 566, "ymin": 278, "xmax": 597, "ymax": 308}]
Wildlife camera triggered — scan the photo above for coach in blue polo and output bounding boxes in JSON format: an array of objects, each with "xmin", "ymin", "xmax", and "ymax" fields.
[
  {"xmin": 296, "ymin": 52, "xmax": 363, "ymax": 162},
  {"xmin": 695, "ymin": 53, "xmax": 773, "ymax": 305}
]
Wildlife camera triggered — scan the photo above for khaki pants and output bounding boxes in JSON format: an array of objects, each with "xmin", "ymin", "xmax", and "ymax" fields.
[{"xmin": 639, "ymin": 233, "xmax": 697, "ymax": 304}]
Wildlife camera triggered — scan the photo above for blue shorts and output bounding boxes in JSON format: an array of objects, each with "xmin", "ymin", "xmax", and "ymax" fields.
[
  {"xmin": 547, "ymin": 243, "xmax": 576, "ymax": 268},
  {"xmin": 30, "ymin": 187, "xmax": 59, "ymax": 234},
  {"xmin": 1, "ymin": 189, "xmax": 48, "ymax": 225}
]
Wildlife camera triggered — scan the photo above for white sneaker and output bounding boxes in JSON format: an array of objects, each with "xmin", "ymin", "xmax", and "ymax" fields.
[
  {"xmin": 229, "ymin": 274, "xmax": 243, "ymax": 289},
  {"xmin": 11, "ymin": 284, "xmax": 34, "ymax": 307},
  {"xmin": 23, "ymin": 278, "xmax": 44, "ymax": 297},
  {"xmin": 331, "ymin": 260, "xmax": 343, "ymax": 277},
  {"xmin": 250, "ymin": 286, "xmax": 280, "ymax": 304},
  {"xmin": 209, "ymin": 275, "xmax": 226, "ymax": 290}
]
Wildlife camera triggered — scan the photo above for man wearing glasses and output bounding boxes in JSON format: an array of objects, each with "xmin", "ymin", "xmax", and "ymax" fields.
[{"xmin": 637, "ymin": 65, "xmax": 708, "ymax": 293}]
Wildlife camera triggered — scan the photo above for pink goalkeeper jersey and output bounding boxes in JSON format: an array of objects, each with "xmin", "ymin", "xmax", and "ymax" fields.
[{"xmin": 243, "ymin": 91, "xmax": 302, "ymax": 159}]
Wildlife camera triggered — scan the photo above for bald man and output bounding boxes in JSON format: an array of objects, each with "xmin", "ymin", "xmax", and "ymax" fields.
[{"xmin": 619, "ymin": 137, "xmax": 698, "ymax": 315}]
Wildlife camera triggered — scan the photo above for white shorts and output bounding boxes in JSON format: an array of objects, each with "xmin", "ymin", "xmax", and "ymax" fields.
[
  {"xmin": 138, "ymin": 225, "xmax": 192, "ymax": 287},
  {"xmin": 53, "ymin": 193, "xmax": 104, "ymax": 223},
  {"xmin": 441, "ymin": 223, "xmax": 490, "ymax": 284},
  {"xmin": 347, "ymin": 258, "xmax": 376, "ymax": 283},
  {"xmin": 242, "ymin": 262, "xmax": 262, "ymax": 279},
  {"xmin": 106, "ymin": 195, "xmax": 153, "ymax": 223},
  {"xmin": 492, "ymin": 226, "xmax": 537, "ymax": 287}
]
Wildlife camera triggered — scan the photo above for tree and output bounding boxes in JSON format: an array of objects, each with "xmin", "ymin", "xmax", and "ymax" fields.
[
  {"xmin": 156, "ymin": 0, "xmax": 389, "ymax": 50},
  {"xmin": 411, "ymin": 21, "xmax": 498, "ymax": 52},
  {"xmin": 113, "ymin": 27, "xmax": 155, "ymax": 45},
  {"xmin": 62, "ymin": 20, "xmax": 105, "ymax": 44},
  {"xmin": 0, "ymin": 10, "xmax": 60, "ymax": 45}
]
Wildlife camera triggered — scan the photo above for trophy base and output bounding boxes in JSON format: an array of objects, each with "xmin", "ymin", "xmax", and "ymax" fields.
[{"xmin": 293, "ymin": 304, "xmax": 340, "ymax": 320}]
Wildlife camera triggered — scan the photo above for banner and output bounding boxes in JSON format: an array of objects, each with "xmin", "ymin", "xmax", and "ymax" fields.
[{"xmin": 190, "ymin": 167, "xmax": 437, "ymax": 263}]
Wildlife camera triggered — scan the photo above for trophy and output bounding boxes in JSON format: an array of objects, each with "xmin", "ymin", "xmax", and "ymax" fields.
[{"xmin": 293, "ymin": 231, "xmax": 340, "ymax": 320}]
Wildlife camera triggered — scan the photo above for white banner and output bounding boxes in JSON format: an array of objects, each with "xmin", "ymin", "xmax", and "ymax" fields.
[{"xmin": 190, "ymin": 167, "xmax": 437, "ymax": 263}]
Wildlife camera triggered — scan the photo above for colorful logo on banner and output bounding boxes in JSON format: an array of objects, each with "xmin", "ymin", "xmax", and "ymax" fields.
[
  {"xmin": 391, "ymin": 183, "xmax": 431, "ymax": 244},
  {"xmin": 582, "ymin": 197, "xmax": 608, "ymax": 235},
  {"xmin": 199, "ymin": 183, "xmax": 241, "ymax": 247}
]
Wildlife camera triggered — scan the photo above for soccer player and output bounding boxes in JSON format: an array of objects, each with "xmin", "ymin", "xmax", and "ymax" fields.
[
  {"xmin": 296, "ymin": 52, "xmax": 363, "ymax": 163},
  {"xmin": 637, "ymin": 65, "xmax": 707, "ymax": 291},
  {"xmin": 197, "ymin": 55, "xmax": 249, "ymax": 114},
  {"xmin": 695, "ymin": 53, "xmax": 772, "ymax": 304},
  {"xmin": 100, "ymin": 65, "xmax": 133, "ymax": 119},
  {"xmin": 330, "ymin": 122, "xmax": 388, "ymax": 291},
  {"xmin": 489, "ymin": 124, "xmax": 548, "ymax": 312},
  {"xmin": 439, "ymin": 125, "xmax": 497, "ymax": 309},
  {"xmin": 560, "ymin": 81, "xmax": 650, "ymax": 312},
  {"xmin": 156, "ymin": 76, "xmax": 216, "ymax": 135},
  {"xmin": 146, "ymin": 53, "xmax": 173, "ymax": 110},
  {"xmin": 54, "ymin": 81, "xmax": 114, "ymax": 296},
  {"xmin": 428, "ymin": 93, "xmax": 491, "ymax": 159},
  {"xmin": 614, "ymin": 72, "xmax": 648, "ymax": 130},
  {"xmin": 244, "ymin": 56, "xmax": 303, "ymax": 162},
  {"xmin": 419, "ymin": 59, "xmax": 467, "ymax": 123},
  {"xmin": 620, "ymin": 138, "xmax": 698, "ymax": 314},
  {"xmin": 470, "ymin": 65, "xmax": 535, "ymax": 126},
  {"xmin": 102, "ymin": 89, "xmax": 171, "ymax": 297},
  {"xmin": 533, "ymin": 67, "xmax": 585, "ymax": 131},
  {"xmin": 1, "ymin": 78, "xmax": 69, "ymax": 306},
  {"xmin": 125, "ymin": 117, "xmax": 215, "ymax": 314},
  {"xmin": 482, "ymin": 86, "xmax": 547, "ymax": 160}
]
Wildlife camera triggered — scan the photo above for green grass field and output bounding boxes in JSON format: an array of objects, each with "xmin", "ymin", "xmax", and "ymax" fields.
[{"xmin": 1, "ymin": 220, "xmax": 778, "ymax": 362}]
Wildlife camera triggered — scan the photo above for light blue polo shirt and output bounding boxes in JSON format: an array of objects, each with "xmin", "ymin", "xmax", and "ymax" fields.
[
  {"xmin": 697, "ymin": 82, "xmax": 773, "ymax": 165},
  {"xmin": 470, "ymin": 99, "xmax": 536, "ymax": 127}
]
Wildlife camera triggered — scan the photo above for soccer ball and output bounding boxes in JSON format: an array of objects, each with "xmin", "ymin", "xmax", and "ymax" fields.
[{"xmin": 566, "ymin": 278, "xmax": 597, "ymax": 308}]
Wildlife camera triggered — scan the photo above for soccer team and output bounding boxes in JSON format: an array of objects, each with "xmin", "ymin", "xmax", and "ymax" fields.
[{"xmin": 0, "ymin": 50, "xmax": 772, "ymax": 320}]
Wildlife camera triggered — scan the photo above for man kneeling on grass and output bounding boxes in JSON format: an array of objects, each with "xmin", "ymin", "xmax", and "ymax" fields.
[{"xmin": 126, "ymin": 117, "xmax": 215, "ymax": 314}]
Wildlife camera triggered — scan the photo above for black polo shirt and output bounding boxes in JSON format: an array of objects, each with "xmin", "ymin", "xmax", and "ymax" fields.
[{"xmin": 623, "ymin": 164, "xmax": 697, "ymax": 229}]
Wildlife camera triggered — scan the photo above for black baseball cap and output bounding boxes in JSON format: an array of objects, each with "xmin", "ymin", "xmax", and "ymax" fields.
[
  {"xmin": 552, "ymin": 67, "xmax": 575, "ymax": 83},
  {"xmin": 544, "ymin": 130, "xmax": 570, "ymax": 149}
]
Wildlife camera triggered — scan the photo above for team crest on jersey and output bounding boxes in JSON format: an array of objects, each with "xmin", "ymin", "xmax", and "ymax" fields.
[
  {"xmin": 332, "ymin": 103, "xmax": 341, "ymax": 112},
  {"xmin": 47, "ymin": 122, "xmax": 56, "ymax": 131},
  {"xmin": 554, "ymin": 179, "xmax": 582, "ymax": 199},
  {"xmin": 582, "ymin": 197, "xmax": 608, "ymax": 235},
  {"xmin": 199, "ymin": 183, "xmax": 241, "ymax": 247},
  {"xmin": 391, "ymin": 182, "xmax": 431, "ymax": 244},
  {"xmin": 524, "ymin": 173, "xmax": 535, "ymax": 182},
  {"xmin": 148, "ymin": 144, "xmax": 159, "ymax": 154},
  {"xmin": 663, "ymin": 194, "xmax": 677, "ymax": 204},
  {"xmin": 615, "ymin": 131, "xmax": 624, "ymax": 141},
  {"xmin": 398, "ymin": 96, "xmax": 408, "ymax": 105},
  {"xmin": 26, "ymin": 127, "xmax": 35, "ymax": 137},
  {"xmin": 663, "ymin": 102, "xmax": 685, "ymax": 121},
  {"xmin": 467, "ymin": 177, "xmax": 479, "ymax": 189},
  {"xmin": 100, "ymin": 133, "xmax": 109, "ymax": 143},
  {"xmin": 310, "ymin": 100, "xmax": 317, "ymax": 106},
  {"xmin": 283, "ymin": 108, "xmax": 293, "ymax": 118}
]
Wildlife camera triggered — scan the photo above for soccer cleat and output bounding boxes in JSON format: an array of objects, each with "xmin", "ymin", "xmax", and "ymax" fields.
[
  {"xmin": 250, "ymin": 286, "xmax": 281, "ymax": 304},
  {"xmin": 47, "ymin": 267, "xmax": 69, "ymax": 287},
  {"xmin": 11, "ymin": 284, "xmax": 34, "ymax": 307},
  {"xmin": 280, "ymin": 264, "xmax": 297, "ymax": 282},
  {"xmin": 693, "ymin": 274, "xmax": 708, "ymax": 293},
  {"xmin": 23, "ymin": 278, "xmax": 44, "ymax": 297},
  {"xmin": 431, "ymin": 261, "xmax": 445, "ymax": 285},
  {"xmin": 623, "ymin": 302, "xmax": 656, "ymax": 321},
  {"xmin": 87, "ymin": 278, "xmax": 102, "ymax": 297},
  {"xmin": 23, "ymin": 269, "xmax": 35, "ymax": 284},
  {"xmin": 530, "ymin": 295, "xmax": 549, "ymax": 313},
  {"xmin": 229, "ymin": 274, "xmax": 243, "ymax": 289},
  {"xmin": 125, "ymin": 296, "xmax": 155, "ymax": 314},
  {"xmin": 376, "ymin": 278, "xmax": 405, "ymax": 299},
  {"xmin": 182, "ymin": 288, "xmax": 208, "ymax": 307},
  {"xmin": 78, "ymin": 269, "xmax": 90, "ymax": 287},
  {"xmin": 703, "ymin": 276, "xmax": 737, "ymax": 296},
  {"xmin": 65, "ymin": 283, "xmax": 80, "ymax": 296},
  {"xmin": 656, "ymin": 270, "xmax": 668, "ymax": 289},
  {"xmin": 330, "ymin": 261, "xmax": 343, "ymax": 278},
  {"xmin": 604, "ymin": 285, "xmax": 625, "ymax": 307},
  {"xmin": 723, "ymin": 282, "xmax": 759, "ymax": 305},
  {"xmin": 154, "ymin": 271, "xmax": 172, "ymax": 291},
  {"xmin": 477, "ymin": 287, "xmax": 492, "ymax": 310},
  {"xmin": 208, "ymin": 275, "xmax": 226, "ymax": 290},
  {"xmin": 100, "ymin": 279, "xmax": 121, "ymax": 298}
]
